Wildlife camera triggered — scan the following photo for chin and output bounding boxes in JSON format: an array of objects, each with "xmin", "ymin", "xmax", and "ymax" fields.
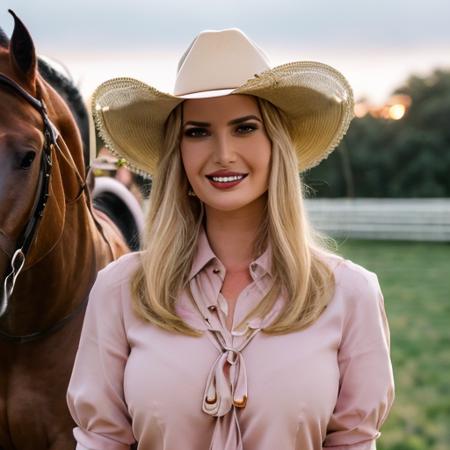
[
  {"xmin": 214, "ymin": 204, "xmax": 248, "ymax": 212},
  {"xmin": 202, "ymin": 198, "xmax": 258, "ymax": 213}
]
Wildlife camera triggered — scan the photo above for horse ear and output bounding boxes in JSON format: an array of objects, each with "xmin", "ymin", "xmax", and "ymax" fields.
[
  {"xmin": 8, "ymin": 10, "xmax": 37, "ymax": 83},
  {"xmin": 0, "ymin": 26, "xmax": 9, "ymax": 48}
]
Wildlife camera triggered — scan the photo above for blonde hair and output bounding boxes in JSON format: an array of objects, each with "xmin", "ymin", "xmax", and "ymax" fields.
[{"xmin": 130, "ymin": 97, "xmax": 337, "ymax": 336}]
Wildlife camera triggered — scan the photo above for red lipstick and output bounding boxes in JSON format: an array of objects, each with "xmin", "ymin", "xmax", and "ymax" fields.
[{"xmin": 205, "ymin": 170, "xmax": 248, "ymax": 190}]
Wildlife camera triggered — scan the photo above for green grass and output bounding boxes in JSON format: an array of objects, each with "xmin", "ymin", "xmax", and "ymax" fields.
[{"xmin": 335, "ymin": 239, "xmax": 450, "ymax": 450}]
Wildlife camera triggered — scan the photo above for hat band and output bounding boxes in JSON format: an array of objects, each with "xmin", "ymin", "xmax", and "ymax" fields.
[{"xmin": 176, "ymin": 87, "xmax": 236, "ymax": 99}]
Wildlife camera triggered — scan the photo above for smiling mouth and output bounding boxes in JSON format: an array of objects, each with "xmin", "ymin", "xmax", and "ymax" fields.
[{"xmin": 206, "ymin": 174, "xmax": 248, "ymax": 183}]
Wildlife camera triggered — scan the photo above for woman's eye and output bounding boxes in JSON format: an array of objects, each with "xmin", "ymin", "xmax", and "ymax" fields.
[
  {"xmin": 184, "ymin": 127, "xmax": 209, "ymax": 138},
  {"xmin": 235, "ymin": 123, "xmax": 258, "ymax": 134}
]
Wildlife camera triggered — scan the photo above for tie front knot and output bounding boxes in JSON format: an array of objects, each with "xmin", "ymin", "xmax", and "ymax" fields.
[
  {"xmin": 202, "ymin": 347, "xmax": 247, "ymax": 418},
  {"xmin": 223, "ymin": 347, "xmax": 240, "ymax": 365}
]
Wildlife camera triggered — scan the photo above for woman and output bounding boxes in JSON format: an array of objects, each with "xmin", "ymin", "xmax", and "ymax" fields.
[{"xmin": 67, "ymin": 29, "xmax": 395, "ymax": 450}]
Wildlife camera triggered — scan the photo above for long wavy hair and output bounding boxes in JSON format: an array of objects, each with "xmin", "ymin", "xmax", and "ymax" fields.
[{"xmin": 130, "ymin": 96, "xmax": 337, "ymax": 336}]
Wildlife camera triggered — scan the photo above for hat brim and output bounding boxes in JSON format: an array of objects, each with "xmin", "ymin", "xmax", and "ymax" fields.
[{"xmin": 92, "ymin": 61, "xmax": 354, "ymax": 176}]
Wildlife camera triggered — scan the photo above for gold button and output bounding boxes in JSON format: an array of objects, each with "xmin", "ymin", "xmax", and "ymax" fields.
[
  {"xmin": 233, "ymin": 395, "xmax": 247, "ymax": 408},
  {"xmin": 205, "ymin": 394, "xmax": 217, "ymax": 404}
]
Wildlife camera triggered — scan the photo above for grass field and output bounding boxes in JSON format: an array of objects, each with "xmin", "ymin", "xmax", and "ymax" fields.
[{"xmin": 335, "ymin": 239, "xmax": 450, "ymax": 450}]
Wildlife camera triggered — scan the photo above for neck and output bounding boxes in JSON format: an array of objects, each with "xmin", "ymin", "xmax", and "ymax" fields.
[{"xmin": 205, "ymin": 195, "xmax": 267, "ymax": 272}]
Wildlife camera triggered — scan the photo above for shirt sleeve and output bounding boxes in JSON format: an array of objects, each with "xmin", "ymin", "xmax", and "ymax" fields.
[
  {"xmin": 66, "ymin": 265, "xmax": 136, "ymax": 450},
  {"xmin": 322, "ymin": 269, "xmax": 395, "ymax": 450}
]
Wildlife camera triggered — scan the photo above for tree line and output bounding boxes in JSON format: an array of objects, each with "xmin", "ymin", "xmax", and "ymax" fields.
[{"xmin": 304, "ymin": 69, "xmax": 450, "ymax": 198}]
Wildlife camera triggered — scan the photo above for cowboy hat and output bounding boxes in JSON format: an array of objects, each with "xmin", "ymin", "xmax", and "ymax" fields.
[{"xmin": 92, "ymin": 28, "xmax": 354, "ymax": 176}]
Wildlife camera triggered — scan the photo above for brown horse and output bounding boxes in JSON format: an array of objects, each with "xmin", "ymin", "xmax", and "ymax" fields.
[{"xmin": 0, "ymin": 11, "xmax": 131, "ymax": 450}]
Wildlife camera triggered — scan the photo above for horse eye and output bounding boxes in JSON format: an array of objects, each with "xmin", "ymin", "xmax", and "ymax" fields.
[{"xmin": 20, "ymin": 150, "xmax": 36, "ymax": 169}]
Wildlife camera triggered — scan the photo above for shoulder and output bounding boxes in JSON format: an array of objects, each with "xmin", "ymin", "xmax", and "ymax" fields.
[
  {"xmin": 319, "ymin": 251, "xmax": 382, "ymax": 309},
  {"xmin": 88, "ymin": 251, "xmax": 142, "ymax": 304},
  {"xmin": 86, "ymin": 251, "xmax": 143, "ymax": 319},
  {"xmin": 95, "ymin": 251, "xmax": 143, "ymax": 288},
  {"xmin": 337, "ymin": 256, "xmax": 378, "ymax": 291}
]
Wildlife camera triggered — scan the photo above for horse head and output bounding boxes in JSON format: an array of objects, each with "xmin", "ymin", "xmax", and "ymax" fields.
[
  {"xmin": 0, "ymin": 14, "xmax": 132, "ymax": 447},
  {"xmin": 0, "ymin": 11, "xmax": 87, "ymax": 311}
]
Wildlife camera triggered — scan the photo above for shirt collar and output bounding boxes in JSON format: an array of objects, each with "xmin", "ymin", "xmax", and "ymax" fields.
[
  {"xmin": 250, "ymin": 238, "xmax": 272, "ymax": 279},
  {"xmin": 188, "ymin": 225, "xmax": 272, "ymax": 281},
  {"xmin": 188, "ymin": 226, "xmax": 217, "ymax": 280}
]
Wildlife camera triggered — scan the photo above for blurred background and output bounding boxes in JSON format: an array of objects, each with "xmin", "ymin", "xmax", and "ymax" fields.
[{"xmin": 2, "ymin": 1, "xmax": 449, "ymax": 448}]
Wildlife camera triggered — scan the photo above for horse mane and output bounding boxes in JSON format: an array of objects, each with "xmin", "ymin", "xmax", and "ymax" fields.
[
  {"xmin": 0, "ymin": 26, "xmax": 9, "ymax": 47},
  {"xmin": 37, "ymin": 57, "xmax": 91, "ymax": 172}
]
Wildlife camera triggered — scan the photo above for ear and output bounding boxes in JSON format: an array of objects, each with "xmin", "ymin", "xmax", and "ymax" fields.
[
  {"xmin": 0, "ymin": 26, "xmax": 9, "ymax": 48},
  {"xmin": 8, "ymin": 9, "xmax": 37, "ymax": 85}
]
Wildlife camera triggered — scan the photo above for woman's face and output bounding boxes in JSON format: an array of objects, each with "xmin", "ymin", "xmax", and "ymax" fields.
[{"xmin": 180, "ymin": 94, "xmax": 271, "ymax": 214}]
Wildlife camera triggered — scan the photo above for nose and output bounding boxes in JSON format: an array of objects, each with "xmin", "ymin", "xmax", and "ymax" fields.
[{"xmin": 213, "ymin": 131, "xmax": 236, "ymax": 165}]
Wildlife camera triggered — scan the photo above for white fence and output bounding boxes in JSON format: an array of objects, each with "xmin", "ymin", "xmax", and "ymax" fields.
[{"xmin": 304, "ymin": 198, "xmax": 450, "ymax": 241}]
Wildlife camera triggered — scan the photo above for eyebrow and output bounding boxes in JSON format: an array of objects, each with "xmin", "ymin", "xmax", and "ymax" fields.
[{"xmin": 183, "ymin": 115, "xmax": 262, "ymax": 128}]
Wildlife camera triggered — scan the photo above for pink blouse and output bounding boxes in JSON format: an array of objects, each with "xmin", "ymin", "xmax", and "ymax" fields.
[{"xmin": 66, "ymin": 227, "xmax": 395, "ymax": 450}]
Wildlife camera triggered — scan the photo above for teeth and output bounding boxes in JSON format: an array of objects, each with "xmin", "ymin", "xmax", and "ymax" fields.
[{"xmin": 211, "ymin": 175, "xmax": 244, "ymax": 183}]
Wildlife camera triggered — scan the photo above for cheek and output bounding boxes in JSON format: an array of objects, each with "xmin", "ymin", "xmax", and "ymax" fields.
[
  {"xmin": 180, "ymin": 146, "xmax": 189, "ymax": 175},
  {"xmin": 249, "ymin": 137, "xmax": 271, "ymax": 174},
  {"xmin": 180, "ymin": 144, "xmax": 202, "ymax": 182}
]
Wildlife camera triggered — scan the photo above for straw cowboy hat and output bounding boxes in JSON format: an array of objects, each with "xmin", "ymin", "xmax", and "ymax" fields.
[{"xmin": 92, "ymin": 28, "xmax": 354, "ymax": 176}]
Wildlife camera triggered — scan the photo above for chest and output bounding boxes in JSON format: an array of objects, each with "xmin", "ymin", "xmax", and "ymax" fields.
[
  {"xmin": 123, "ymin": 324, "xmax": 340, "ymax": 448},
  {"xmin": 220, "ymin": 271, "xmax": 254, "ymax": 331}
]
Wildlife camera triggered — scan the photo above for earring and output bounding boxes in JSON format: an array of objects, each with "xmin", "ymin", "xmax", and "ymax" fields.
[{"xmin": 188, "ymin": 187, "xmax": 197, "ymax": 197}]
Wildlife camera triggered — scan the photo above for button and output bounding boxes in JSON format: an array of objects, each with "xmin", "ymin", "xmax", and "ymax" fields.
[
  {"xmin": 212, "ymin": 268, "xmax": 220, "ymax": 274},
  {"xmin": 208, "ymin": 305, "xmax": 217, "ymax": 312},
  {"xmin": 250, "ymin": 263, "xmax": 257, "ymax": 271},
  {"xmin": 233, "ymin": 395, "xmax": 247, "ymax": 408},
  {"xmin": 205, "ymin": 394, "xmax": 217, "ymax": 404}
]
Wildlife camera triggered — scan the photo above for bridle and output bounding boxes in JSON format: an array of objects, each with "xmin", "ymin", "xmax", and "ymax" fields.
[
  {"xmin": 0, "ymin": 73, "xmax": 89, "ymax": 343},
  {"xmin": 0, "ymin": 73, "xmax": 55, "ymax": 316}
]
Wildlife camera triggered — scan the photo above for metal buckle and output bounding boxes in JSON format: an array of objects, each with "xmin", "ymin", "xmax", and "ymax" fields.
[{"xmin": 0, "ymin": 249, "xmax": 26, "ymax": 317}]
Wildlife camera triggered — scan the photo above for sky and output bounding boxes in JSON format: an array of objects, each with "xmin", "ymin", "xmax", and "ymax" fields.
[{"xmin": 1, "ymin": 0, "xmax": 449, "ymax": 104}]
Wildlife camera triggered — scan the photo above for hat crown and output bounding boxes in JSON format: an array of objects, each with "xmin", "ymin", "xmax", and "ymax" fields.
[
  {"xmin": 93, "ymin": 28, "xmax": 354, "ymax": 176},
  {"xmin": 174, "ymin": 28, "xmax": 271, "ymax": 97}
]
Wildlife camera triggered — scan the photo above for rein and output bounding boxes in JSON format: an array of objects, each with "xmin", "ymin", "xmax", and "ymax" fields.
[
  {"xmin": 0, "ymin": 73, "xmax": 89, "ymax": 343},
  {"xmin": 0, "ymin": 294, "xmax": 89, "ymax": 344}
]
